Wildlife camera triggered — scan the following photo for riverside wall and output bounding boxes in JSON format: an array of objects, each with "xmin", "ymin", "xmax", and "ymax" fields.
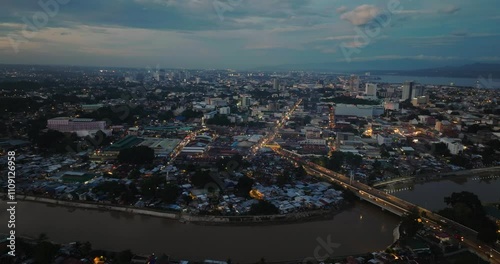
[
  {"xmin": 5, "ymin": 194, "xmax": 343, "ymax": 225},
  {"xmin": 17, "ymin": 195, "xmax": 180, "ymax": 219}
]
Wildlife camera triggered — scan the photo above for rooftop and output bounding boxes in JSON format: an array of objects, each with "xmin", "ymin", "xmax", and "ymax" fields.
[{"xmin": 105, "ymin": 135, "xmax": 143, "ymax": 151}]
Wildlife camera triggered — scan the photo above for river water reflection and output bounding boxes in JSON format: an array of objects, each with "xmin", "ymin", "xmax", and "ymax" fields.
[
  {"xmin": 0, "ymin": 201, "xmax": 398, "ymax": 262},
  {"xmin": 392, "ymin": 175, "xmax": 500, "ymax": 211}
]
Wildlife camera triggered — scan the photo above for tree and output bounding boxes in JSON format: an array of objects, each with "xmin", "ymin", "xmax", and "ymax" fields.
[
  {"xmin": 118, "ymin": 146, "xmax": 155, "ymax": 164},
  {"xmin": 477, "ymin": 218, "xmax": 499, "ymax": 244},
  {"xmin": 276, "ymin": 174, "xmax": 292, "ymax": 186},
  {"xmin": 440, "ymin": 191, "xmax": 498, "ymax": 244},
  {"xmin": 180, "ymin": 109, "xmax": 203, "ymax": 119},
  {"xmin": 17, "ymin": 239, "xmax": 35, "ymax": 260},
  {"xmin": 86, "ymin": 130, "xmax": 111, "ymax": 148},
  {"xmin": 79, "ymin": 241, "xmax": 92, "ymax": 257},
  {"xmin": 93, "ymin": 181, "xmax": 128, "ymax": 197},
  {"xmin": 303, "ymin": 115, "xmax": 312, "ymax": 125},
  {"xmin": 35, "ymin": 129, "xmax": 78, "ymax": 153},
  {"xmin": 467, "ymin": 124, "xmax": 482, "ymax": 134},
  {"xmin": 34, "ymin": 234, "xmax": 60, "ymax": 264},
  {"xmin": 399, "ymin": 207, "xmax": 423, "ymax": 238},
  {"xmin": 294, "ymin": 165, "xmax": 307, "ymax": 179},
  {"xmin": 27, "ymin": 117, "xmax": 47, "ymax": 140},
  {"xmin": 236, "ymin": 176, "xmax": 254, "ymax": 197},
  {"xmin": 380, "ymin": 148, "xmax": 390, "ymax": 158},
  {"xmin": 206, "ymin": 114, "xmax": 231, "ymax": 126},
  {"xmin": 432, "ymin": 142, "xmax": 450, "ymax": 156},
  {"xmin": 128, "ymin": 168, "xmax": 141, "ymax": 179},
  {"xmin": 344, "ymin": 152, "xmax": 363, "ymax": 167},
  {"xmin": 191, "ymin": 170, "xmax": 215, "ymax": 188},
  {"xmin": 216, "ymin": 154, "xmax": 243, "ymax": 172},
  {"xmin": 140, "ymin": 176, "xmax": 164, "ymax": 197},
  {"xmin": 419, "ymin": 109, "xmax": 431, "ymax": 115},
  {"xmin": 158, "ymin": 110, "xmax": 174, "ymax": 121},
  {"xmin": 160, "ymin": 183, "xmax": 180, "ymax": 203},
  {"xmin": 320, "ymin": 151, "xmax": 363, "ymax": 173},
  {"xmin": 449, "ymin": 155, "xmax": 472, "ymax": 169},
  {"xmin": 114, "ymin": 249, "xmax": 133, "ymax": 264},
  {"xmin": 249, "ymin": 200, "xmax": 280, "ymax": 215},
  {"xmin": 182, "ymin": 194, "xmax": 193, "ymax": 204},
  {"xmin": 444, "ymin": 191, "xmax": 484, "ymax": 218}
]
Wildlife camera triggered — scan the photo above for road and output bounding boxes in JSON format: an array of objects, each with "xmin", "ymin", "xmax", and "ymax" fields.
[
  {"xmin": 247, "ymin": 99, "xmax": 302, "ymax": 159},
  {"xmin": 273, "ymin": 147, "xmax": 500, "ymax": 263},
  {"xmin": 167, "ymin": 127, "xmax": 210, "ymax": 165}
]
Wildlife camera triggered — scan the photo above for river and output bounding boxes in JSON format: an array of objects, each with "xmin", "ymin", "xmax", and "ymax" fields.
[
  {"xmin": 391, "ymin": 175, "xmax": 500, "ymax": 211},
  {"xmin": 0, "ymin": 201, "xmax": 398, "ymax": 262}
]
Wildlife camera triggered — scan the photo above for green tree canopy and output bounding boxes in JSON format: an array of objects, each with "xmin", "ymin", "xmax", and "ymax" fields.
[
  {"xmin": 206, "ymin": 114, "xmax": 231, "ymax": 126},
  {"xmin": 191, "ymin": 170, "xmax": 215, "ymax": 189},
  {"xmin": 236, "ymin": 176, "xmax": 254, "ymax": 197},
  {"xmin": 249, "ymin": 200, "xmax": 280, "ymax": 215},
  {"xmin": 399, "ymin": 207, "xmax": 423, "ymax": 238},
  {"xmin": 439, "ymin": 191, "xmax": 499, "ymax": 244}
]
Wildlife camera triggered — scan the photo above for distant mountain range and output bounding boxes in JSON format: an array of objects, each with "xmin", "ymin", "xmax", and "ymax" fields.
[{"xmin": 368, "ymin": 63, "xmax": 500, "ymax": 79}]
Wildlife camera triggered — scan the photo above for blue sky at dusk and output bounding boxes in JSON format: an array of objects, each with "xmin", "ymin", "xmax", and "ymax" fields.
[{"xmin": 0, "ymin": 0, "xmax": 499, "ymax": 69}]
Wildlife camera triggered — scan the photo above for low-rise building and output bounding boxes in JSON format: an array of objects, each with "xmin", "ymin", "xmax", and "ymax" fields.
[{"xmin": 439, "ymin": 137, "xmax": 464, "ymax": 155}]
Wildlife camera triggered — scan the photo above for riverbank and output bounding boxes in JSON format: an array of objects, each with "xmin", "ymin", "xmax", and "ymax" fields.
[
  {"xmin": 376, "ymin": 166, "xmax": 500, "ymax": 188},
  {"xmin": 189, "ymin": 203, "xmax": 352, "ymax": 226},
  {"xmin": 3, "ymin": 232, "xmax": 391, "ymax": 264},
  {"xmin": 1, "ymin": 193, "xmax": 349, "ymax": 226}
]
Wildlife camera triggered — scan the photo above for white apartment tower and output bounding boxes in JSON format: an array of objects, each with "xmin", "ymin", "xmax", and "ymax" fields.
[{"xmin": 365, "ymin": 83, "xmax": 378, "ymax": 96}]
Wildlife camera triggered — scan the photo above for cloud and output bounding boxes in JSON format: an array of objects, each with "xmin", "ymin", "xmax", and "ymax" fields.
[
  {"xmin": 321, "ymin": 35, "xmax": 357, "ymax": 41},
  {"xmin": 400, "ymin": 35, "xmax": 462, "ymax": 47},
  {"xmin": 340, "ymin": 5, "xmax": 379, "ymax": 26},
  {"xmin": 392, "ymin": 10, "xmax": 435, "ymax": 15},
  {"xmin": 439, "ymin": 5, "xmax": 461, "ymax": 14},
  {"xmin": 336, "ymin": 6, "xmax": 348, "ymax": 14},
  {"xmin": 343, "ymin": 41, "xmax": 366, "ymax": 48},
  {"xmin": 318, "ymin": 47, "xmax": 337, "ymax": 54},
  {"xmin": 0, "ymin": 0, "xmax": 498, "ymax": 69},
  {"xmin": 451, "ymin": 31, "xmax": 468, "ymax": 37}
]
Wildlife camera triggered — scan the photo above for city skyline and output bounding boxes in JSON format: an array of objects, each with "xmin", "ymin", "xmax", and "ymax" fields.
[{"xmin": 1, "ymin": 0, "xmax": 500, "ymax": 70}]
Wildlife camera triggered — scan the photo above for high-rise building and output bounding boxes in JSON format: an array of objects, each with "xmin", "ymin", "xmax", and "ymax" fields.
[
  {"xmin": 273, "ymin": 79, "xmax": 279, "ymax": 90},
  {"xmin": 349, "ymin": 75, "xmax": 360, "ymax": 92},
  {"xmin": 402, "ymin": 81, "xmax": 415, "ymax": 101},
  {"xmin": 411, "ymin": 85, "xmax": 425, "ymax": 98},
  {"xmin": 240, "ymin": 95, "xmax": 252, "ymax": 108},
  {"xmin": 219, "ymin": 106, "xmax": 231, "ymax": 115},
  {"xmin": 365, "ymin": 83, "xmax": 378, "ymax": 96},
  {"xmin": 273, "ymin": 78, "xmax": 281, "ymax": 97}
]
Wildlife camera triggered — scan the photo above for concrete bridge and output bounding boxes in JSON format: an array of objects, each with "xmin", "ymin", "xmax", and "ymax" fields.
[{"xmin": 273, "ymin": 147, "xmax": 500, "ymax": 263}]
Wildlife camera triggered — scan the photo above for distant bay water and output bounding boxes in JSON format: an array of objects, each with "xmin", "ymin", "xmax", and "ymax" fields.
[{"xmin": 371, "ymin": 75, "xmax": 500, "ymax": 88}]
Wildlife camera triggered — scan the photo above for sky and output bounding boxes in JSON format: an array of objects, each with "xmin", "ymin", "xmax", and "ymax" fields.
[{"xmin": 0, "ymin": 0, "xmax": 499, "ymax": 70}]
